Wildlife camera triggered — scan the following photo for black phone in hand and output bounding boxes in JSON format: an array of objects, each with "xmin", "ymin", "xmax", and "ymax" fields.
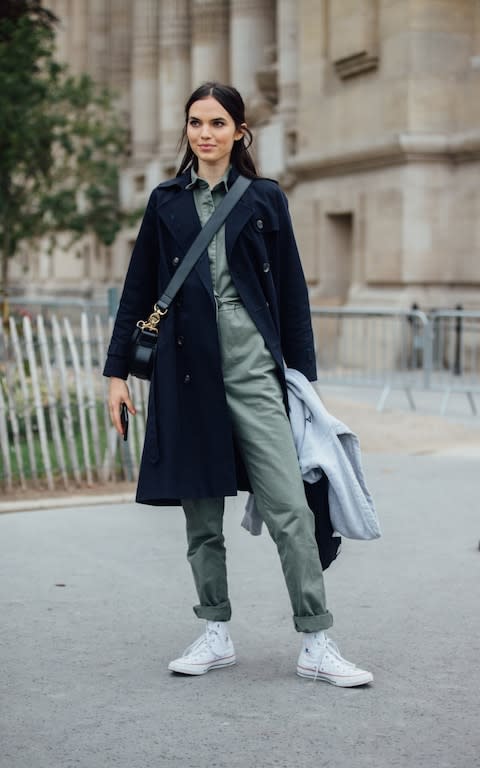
[{"xmin": 120, "ymin": 403, "xmax": 129, "ymax": 441}]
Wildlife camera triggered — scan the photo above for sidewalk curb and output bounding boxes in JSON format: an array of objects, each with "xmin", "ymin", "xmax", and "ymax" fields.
[{"xmin": 0, "ymin": 493, "xmax": 136, "ymax": 515}]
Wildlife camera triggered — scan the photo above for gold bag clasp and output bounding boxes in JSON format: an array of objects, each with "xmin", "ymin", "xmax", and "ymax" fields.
[{"xmin": 136, "ymin": 305, "xmax": 168, "ymax": 334}]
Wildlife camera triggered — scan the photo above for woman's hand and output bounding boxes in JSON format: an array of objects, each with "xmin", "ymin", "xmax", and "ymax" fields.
[{"xmin": 108, "ymin": 377, "xmax": 136, "ymax": 436}]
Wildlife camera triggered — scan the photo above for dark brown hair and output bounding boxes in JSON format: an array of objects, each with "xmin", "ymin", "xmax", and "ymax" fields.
[{"xmin": 176, "ymin": 82, "xmax": 258, "ymax": 178}]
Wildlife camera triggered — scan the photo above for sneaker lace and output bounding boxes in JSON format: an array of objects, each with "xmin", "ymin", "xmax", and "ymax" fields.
[
  {"xmin": 182, "ymin": 628, "xmax": 222, "ymax": 659},
  {"xmin": 311, "ymin": 638, "xmax": 357, "ymax": 681}
]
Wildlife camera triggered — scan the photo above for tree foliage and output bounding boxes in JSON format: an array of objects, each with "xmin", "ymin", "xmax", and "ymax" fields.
[
  {"xmin": 0, "ymin": 0, "xmax": 57, "ymax": 29},
  {"xmin": 0, "ymin": 2, "xmax": 131, "ymax": 318}
]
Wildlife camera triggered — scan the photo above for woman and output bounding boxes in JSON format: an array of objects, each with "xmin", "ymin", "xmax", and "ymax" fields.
[{"xmin": 105, "ymin": 82, "xmax": 373, "ymax": 687}]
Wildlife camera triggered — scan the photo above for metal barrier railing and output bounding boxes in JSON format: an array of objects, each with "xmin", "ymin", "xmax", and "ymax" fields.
[
  {"xmin": 428, "ymin": 310, "xmax": 480, "ymax": 415},
  {"xmin": 311, "ymin": 307, "xmax": 480, "ymax": 413},
  {"xmin": 11, "ymin": 297, "xmax": 478, "ymax": 412},
  {"xmin": 1, "ymin": 304, "xmax": 479, "ymax": 490}
]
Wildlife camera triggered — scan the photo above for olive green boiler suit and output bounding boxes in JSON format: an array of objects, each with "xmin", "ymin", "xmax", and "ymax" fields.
[{"xmin": 181, "ymin": 169, "xmax": 333, "ymax": 633}]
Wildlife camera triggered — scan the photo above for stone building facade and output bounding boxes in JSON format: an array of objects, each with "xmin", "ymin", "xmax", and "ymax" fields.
[{"xmin": 13, "ymin": 0, "xmax": 480, "ymax": 310}]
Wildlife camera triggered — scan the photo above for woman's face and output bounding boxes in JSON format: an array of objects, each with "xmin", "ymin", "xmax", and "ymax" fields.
[{"xmin": 186, "ymin": 96, "xmax": 244, "ymax": 172}]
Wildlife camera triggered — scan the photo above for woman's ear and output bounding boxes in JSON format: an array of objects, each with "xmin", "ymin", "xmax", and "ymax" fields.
[{"xmin": 235, "ymin": 122, "xmax": 247, "ymax": 141}]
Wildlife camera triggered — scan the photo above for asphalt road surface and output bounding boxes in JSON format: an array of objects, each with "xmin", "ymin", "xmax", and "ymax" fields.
[{"xmin": 1, "ymin": 449, "xmax": 479, "ymax": 768}]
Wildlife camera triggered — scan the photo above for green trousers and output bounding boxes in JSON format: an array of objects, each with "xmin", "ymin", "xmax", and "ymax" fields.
[{"xmin": 182, "ymin": 302, "xmax": 333, "ymax": 633}]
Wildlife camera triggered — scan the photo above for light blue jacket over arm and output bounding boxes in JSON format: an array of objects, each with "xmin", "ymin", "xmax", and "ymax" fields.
[{"xmin": 242, "ymin": 368, "xmax": 381, "ymax": 540}]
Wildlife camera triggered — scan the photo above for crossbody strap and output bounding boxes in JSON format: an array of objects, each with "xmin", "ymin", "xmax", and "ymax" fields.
[
  {"xmin": 157, "ymin": 174, "xmax": 251, "ymax": 311},
  {"xmin": 136, "ymin": 174, "xmax": 252, "ymax": 335}
]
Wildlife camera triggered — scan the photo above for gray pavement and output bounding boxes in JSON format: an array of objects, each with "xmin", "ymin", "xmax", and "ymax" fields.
[{"xmin": 1, "ymin": 453, "xmax": 479, "ymax": 768}]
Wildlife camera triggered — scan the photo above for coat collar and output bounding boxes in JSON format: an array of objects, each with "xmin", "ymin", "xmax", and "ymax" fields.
[
  {"xmin": 155, "ymin": 166, "xmax": 254, "ymax": 253},
  {"xmin": 156, "ymin": 165, "xmax": 242, "ymax": 191}
]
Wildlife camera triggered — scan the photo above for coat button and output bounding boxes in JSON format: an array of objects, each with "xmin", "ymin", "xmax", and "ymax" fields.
[
  {"xmin": 177, "ymin": 335, "xmax": 184, "ymax": 347},
  {"xmin": 183, "ymin": 374, "xmax": 191, "ymax": 384},
  {"xmin": 172, "ymin": 256, "xmax": 180, "ymax": 267},
  {"xmin": 263, "ymin": 262, "xmax": 270, "ymax": 273},
  {"xmin": 256, "ymin": 218, "xmax": 264, "ymax": 230}
]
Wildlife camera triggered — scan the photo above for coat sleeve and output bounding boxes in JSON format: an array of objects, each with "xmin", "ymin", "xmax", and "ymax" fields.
[
  {"xmin": 276, "ymin": 189, "xmax": 317, "ymax": 381},
  {"xmin": 103, "ymin": 191, "xmax": 160, "ymax": 379}
]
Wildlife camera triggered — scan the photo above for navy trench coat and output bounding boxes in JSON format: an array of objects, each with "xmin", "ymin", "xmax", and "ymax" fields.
[{"xmin": 103, "ymin": 166, "xmax": 317, "ymax": 505}]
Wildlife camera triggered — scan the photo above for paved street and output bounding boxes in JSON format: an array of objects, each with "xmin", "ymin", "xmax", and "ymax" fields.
[{"xmin": 1, "ymin": 446, "xmax": 479, "ymax": 767}]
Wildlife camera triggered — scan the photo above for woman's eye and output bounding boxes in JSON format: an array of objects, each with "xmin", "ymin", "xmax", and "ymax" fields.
[
  {"xmin": 189, "ymin": 119, "xmax": 199, "ymax": 127},
  {"xmin": 213, "ymin": 121, "xmax": 225, "ymax": 127}
]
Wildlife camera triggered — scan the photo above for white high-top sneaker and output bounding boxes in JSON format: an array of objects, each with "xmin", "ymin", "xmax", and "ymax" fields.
[
  {"xmin": 297, "ymin": 631, "xmax": 373, "ymax": 687},
  {"xmin": 168, "ymin": 621, "xmax": 236, "ymax": 675}
]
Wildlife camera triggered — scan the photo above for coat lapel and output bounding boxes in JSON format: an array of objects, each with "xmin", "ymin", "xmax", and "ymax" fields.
[
  {"xmin": 156, "ymin": 185, "xmax": 215, "ymax": 304},
  {"xmin": 157, "ymin": 189, "xmax": 201, "ymax": 253},
  {"xmin": 225, "ymin": 198, "xmax": 254, "ymax": 261}
]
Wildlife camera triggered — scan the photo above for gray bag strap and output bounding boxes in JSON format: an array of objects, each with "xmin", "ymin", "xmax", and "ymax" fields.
[{"xmin": 155, "ymin": 174, "xmax": 252, "ymax": 311}]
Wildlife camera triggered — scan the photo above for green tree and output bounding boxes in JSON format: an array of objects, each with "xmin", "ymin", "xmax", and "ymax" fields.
[{"xmin": 0, "ymin": 1, "xmax": 131, "ymax": 323}]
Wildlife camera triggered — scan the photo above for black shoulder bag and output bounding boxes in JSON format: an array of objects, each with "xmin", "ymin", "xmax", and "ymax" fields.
[{"xmin": 128, "ymin": 174, "xmax": 252, "ymax": 380}]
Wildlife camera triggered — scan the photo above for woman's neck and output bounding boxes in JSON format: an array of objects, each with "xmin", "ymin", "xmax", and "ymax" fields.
[{"xmin": 196, "ymin": 159, "xmax": 230, "ymax": 188}]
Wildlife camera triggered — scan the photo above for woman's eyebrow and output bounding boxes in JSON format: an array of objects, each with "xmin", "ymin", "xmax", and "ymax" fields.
[{"xmin": 189, "ymin": 115, "xmax": 226, "ymax": 121}]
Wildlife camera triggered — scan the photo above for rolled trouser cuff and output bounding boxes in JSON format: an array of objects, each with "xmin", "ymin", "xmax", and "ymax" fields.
[
  {"xmin": 193, "ymin": 600, "xmax": 232, "ymax": 622},
  {"xmin": 294, "ymin": 611, "xmax": 334, "ymax": 633}
]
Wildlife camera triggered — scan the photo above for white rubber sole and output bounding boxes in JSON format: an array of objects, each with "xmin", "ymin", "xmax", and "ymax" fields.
[
  {"xmin": 168, "ymin": 655, "xmax": 237, "ymax": 676},
  {"xmin": 297, "ymin": 665, "xmax": 373, "ymax": 687}
]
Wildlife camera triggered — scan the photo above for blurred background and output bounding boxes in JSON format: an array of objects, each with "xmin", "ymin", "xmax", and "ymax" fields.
[
  {"xmin": 2, "ymin": 0, "xmax": 480, "ymax": 493},
  {"xmin": 9, "ymin": 0, "xmax": 480, "ymax": 311}
]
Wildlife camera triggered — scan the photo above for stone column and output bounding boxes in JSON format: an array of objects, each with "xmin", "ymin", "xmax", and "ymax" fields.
[
  {"xmin": 276, "ymin": 0, "xmax": 298, "ymax": 125},
  {"xmin": 109, "ymin": 0, "xmax": 132, "ymax": 123},
  {"xmin": 296, "ymin": 0, "xmax": 328, "ymax": 156},
  {"xmin": 158, "ymin": 0, "xmax": 191, "ymax": 164},
  {"xmin": 131, "ymin": 0, "xmax": 159, "ymax": 159},
  {"xmin": 229, "ymin": 0, "xmax": 276, "ymax": 117},
  {"xmin": 70, "ymin": 0, "xmax": 88, "ymax": 75},
  {"xmin": 191, "ymin": 0, "xmax": 229, "ymax": 85},
  {"xmin": 475, "ymin": 1, "xmax": 480, "ymax": 54},
  {"xmin": 50, "ymin": 0, "xmax": 70, "ymax": 64},
  {"xmin": 87, "ymin": 0, "xmax": 109, "ymax": 85}
]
